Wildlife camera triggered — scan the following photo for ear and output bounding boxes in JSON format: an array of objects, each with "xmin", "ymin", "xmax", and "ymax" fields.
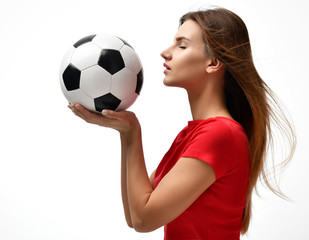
[{"xmin": 205, "ymin": 58, "xmax": 224, "ymax": 74}]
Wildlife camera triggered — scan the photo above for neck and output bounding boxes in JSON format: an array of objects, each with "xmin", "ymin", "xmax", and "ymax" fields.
[{"xmin": 186, "ymin": 80, "xmax": 232, "ymax": 121}]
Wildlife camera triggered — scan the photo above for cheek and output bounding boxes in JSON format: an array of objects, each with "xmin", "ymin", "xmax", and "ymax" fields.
[
  {"xmin": 163, "ymin": 51, "xmax": 207, "ymax": 87},
  {"xmin": 179, "ymin": 50, "xmax": 206, "ymax": 69},
  {"xmin": 164, "ymin": 63, "xmax": 206, "ymax": 88},
  {"xmin": 177, "ymin": 56, "xmax": 206, "ymax": 80}
]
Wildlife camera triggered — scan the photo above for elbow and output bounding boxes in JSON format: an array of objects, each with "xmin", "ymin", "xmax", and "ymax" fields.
[
  {"xmin": 123, "ymin": 212, "xmax": 152, "ymax": 231},
  {"xmin": 127, "ymin": 222, "xmax": 134, "ymax": 229},
  {"xmin": 133, "ymin": 224, "xmax": 152, "ymax": 233},
  {"xmin": 132, "ymin": 218, "xmax": 158, "ymax": 233},
  {"xmin": 133, "ymin": 224, "xmax": 148, "ymax": 233},
  {"xmin": 124, "ymin": 215, "xmax": 134, "ymax": 229},
  {"xmin": 124, "ymin": 216, "xmax": 150, "ymax": 232}
]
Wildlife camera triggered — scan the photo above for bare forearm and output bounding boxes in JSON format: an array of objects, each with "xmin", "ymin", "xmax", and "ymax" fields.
[
  {"xmin": 68, "ymin": 106, "xmax": 154, "ymax": 229},
  {"xmin": 125, "ymin": 127, "xmax": 153, "ymax": 230},
  {"xmin": 120, "ymin": 133, "xmax": 133, "ymax": 228}
]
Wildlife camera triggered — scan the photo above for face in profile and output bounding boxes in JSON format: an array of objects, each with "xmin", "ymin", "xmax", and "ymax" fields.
[{"xmin": 161, "ymin": 20, "xmax": 210, "ymax": 90}]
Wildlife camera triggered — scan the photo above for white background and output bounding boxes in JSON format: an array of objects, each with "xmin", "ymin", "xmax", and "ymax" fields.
[{"xmin": 0, "ymin": 0, "xmax": 308, "ymax": 239}]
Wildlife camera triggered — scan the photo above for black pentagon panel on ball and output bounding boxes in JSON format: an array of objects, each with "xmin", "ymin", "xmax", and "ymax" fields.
[
  {"xmin": 73, "ymin": 34, "xmax": 96, "ymax": 48},
  {"xmin": 94, "ymin": 93, "xmax": 121, "ymax": 112},
  {"xmin": 135, "ymin": 69, "xmax": 144, "ymax": 95},
  {"xmin": 98, "ymin": 49, "xmax": 125, "ymax": 75},
  {"xmin": 62, "ymin": 64, "xmax": 81, "ymax": 91}
]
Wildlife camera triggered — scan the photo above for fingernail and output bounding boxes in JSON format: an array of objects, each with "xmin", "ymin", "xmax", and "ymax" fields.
[{"xmin": 102, "ymin": 110, "xmax": 108, "ymax": 115}]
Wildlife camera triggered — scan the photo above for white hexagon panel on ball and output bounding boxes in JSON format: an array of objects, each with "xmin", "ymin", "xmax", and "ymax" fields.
[
  {"xmin": 120, "ymin": 44, "xmax": 142, "ymax": 74},
  {"xmin": 66, "ymin": 89, "xmax": 96, "ymax": 112},
  {"xmin": 71, "ymin": 42, "xmax": 102, "ymax": 70},
  {"xmin": 80, "ymin": 65, "xmax": 112, "ymax": 98},
  {"xmin": 116, "ymin": 93, "xmax": 138, "ymax": 111},
  {"xmin": 92, "ymin": 34, "xmax": 124, "ymax": 51},
  {"xmin": 59, "ymin": 46, "xmax": 75, "ymax": 75},
  {"xmin": 111, "ymin": 68, "xmax": 137, "ymax": 100}
]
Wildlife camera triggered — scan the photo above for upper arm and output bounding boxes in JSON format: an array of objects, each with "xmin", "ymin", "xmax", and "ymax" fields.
[
  {"xmin": 138, "ymin": 157, "xmax": 216, "ymax": 232},
  {"xmin": 149, "ymin": 169, "xmax": 156, "ymax": 188}
]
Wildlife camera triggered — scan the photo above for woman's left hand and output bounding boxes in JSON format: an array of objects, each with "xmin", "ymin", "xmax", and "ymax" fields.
[{"xmin": 68, "ymin": 104, "xmax": 140, "ymax": 134}]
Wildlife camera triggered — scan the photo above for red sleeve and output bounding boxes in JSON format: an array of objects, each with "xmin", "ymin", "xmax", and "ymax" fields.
[{"xmin": 181, "ymin": 120, "xmax": 237, "ymax": 180}]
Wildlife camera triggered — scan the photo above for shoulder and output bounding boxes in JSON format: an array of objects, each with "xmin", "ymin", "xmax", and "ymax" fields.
[
  {"xmin": 183, "ymin": 117, "xmax": 249, "ymax": 179},
  {"xmin": 192, "ymin": 117, "xmax": 246, "ymax": 143}
]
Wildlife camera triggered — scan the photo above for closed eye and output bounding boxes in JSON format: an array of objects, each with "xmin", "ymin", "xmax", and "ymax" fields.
[{"xmin": 175, "ymin": 36, "xmax": 190, "ymax": 50}]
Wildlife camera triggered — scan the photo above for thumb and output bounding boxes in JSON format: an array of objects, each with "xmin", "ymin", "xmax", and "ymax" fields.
[{"xmin": 102, "ymin": 109, "xmax": 119, "ymax": 119}]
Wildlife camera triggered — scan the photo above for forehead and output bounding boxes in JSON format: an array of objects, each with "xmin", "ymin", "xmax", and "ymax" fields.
[{"xmin": 175, "ymin": 20, "xmax": 204, "ymax": 42}]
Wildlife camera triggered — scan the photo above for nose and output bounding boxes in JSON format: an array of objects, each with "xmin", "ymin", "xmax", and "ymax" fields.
[{"xmin": 160, "ymin": 47, "xmax": 172, "ymax": 60}]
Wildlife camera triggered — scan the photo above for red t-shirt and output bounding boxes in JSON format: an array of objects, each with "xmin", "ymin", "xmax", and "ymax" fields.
[{"xmin": 153, "ymin": 117, "xmax": 250, "ymax": 240}]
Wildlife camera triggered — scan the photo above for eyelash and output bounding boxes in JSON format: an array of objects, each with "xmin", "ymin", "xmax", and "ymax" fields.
[{"xmin": 179, "ymin": 46, "xmax": 186, "ymax": 49}]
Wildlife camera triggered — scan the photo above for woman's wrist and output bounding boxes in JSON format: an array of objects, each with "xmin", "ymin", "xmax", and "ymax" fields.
[{"xmin": 119, "ymin": 121, "xmax": 141, "ymax": 143}]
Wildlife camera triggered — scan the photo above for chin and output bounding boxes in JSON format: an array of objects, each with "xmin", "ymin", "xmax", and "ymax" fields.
[
  {"xmin": 163, "ymin": 80, "xmax": 171, "ymax": 86},
  {"xmin": 163, "ymin": 78, "xmax": 171, "ymax": 86},
  {"xmin": 163, "ymin": 77, "xmax": 178, "ymax": 87},
  {"xmin": 163, "ymin": 81, "xmax": 177, "ymax": 88},
  {"xmin": 163, "ymin": 79, "xmax": 186, "ymax": 89}
]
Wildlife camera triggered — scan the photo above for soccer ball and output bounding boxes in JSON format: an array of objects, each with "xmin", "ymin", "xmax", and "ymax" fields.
[{"xmin": 59, "ymin": 34, "xmax": 143, "ymax": 112}]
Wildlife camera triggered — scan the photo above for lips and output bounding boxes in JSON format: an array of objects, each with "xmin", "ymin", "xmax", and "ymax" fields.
[{"xmin": 163, "ymin": 63, "xmax": 171, "ymax": 71}]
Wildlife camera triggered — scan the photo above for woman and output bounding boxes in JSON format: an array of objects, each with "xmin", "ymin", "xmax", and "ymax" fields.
[{"xmin": 69, "ymin": 7, "xmax": 295, "ymax": 240}]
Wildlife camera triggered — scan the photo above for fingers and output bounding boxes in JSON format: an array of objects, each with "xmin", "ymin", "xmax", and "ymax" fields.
[
  {"xmin": 68, "ymin": 104, "xmax": 99, "ymax": 124},
  {"xmin": 68, "ymin": 104, "xmax": 119, "ymax": 127},
  {"xmin": 102, "ymin": 109, "xmax": 122, "ymax": 120},
  {"xmin": 67, "ymin": 104, "xmax": 139, "ymax": 133}
]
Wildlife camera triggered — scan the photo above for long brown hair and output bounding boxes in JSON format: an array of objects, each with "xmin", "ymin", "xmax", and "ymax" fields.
[{"xmin": 180, "ymin": 8, "xmax": 296, "ymax": 234}]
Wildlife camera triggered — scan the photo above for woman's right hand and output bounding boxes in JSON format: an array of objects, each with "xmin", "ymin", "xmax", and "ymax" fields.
[{"xmin": 68, "ymin": 104, "xmax": 140, "ymax": 134}]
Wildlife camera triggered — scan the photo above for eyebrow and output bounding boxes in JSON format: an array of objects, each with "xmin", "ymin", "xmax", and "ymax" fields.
[{"xmin": 175, "ymin": 36, "xmax": 191, "ymax": 42}]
